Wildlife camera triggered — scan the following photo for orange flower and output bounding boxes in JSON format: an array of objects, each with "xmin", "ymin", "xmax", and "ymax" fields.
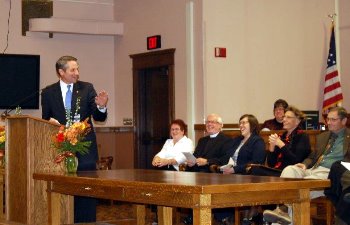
[{"xmin": 51, "ymin": 118, "xmax": 91, "ymax": 163}]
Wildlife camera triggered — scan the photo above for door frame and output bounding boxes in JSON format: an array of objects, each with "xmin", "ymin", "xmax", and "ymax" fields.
[{"xmin": 130, "ymin": 48, "xmax": 175, "ymax": 168}]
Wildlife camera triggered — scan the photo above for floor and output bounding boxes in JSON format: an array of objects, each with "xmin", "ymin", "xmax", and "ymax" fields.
[
  {"xmin": 96, "ymin": 202, "xmax": 143, "ymax": 225},
  {"xmin": 96, "ymin": 201, "xmax": 224, "ymax": 225},
  {"xmin": 96, "ymin": 202, "xmax": 328, "ymax": 225}
]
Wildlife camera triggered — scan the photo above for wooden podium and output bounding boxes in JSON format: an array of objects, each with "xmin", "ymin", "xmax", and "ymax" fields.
[{"xmin": 5, "ymin": 116, "xmax": 73, "ymax": 225}]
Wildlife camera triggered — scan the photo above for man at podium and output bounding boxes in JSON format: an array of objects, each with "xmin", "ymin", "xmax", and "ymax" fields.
[{"xmin": 41, "ymin": 55, "xmax": 108, "ymax": 223}]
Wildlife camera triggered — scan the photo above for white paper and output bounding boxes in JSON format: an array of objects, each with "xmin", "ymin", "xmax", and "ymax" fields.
[
  {"xmin": 220, "ymin": 157, "xmax": 235, "ymax": 171},
  {"xmin": 182, "ymin": 152, "xmax": 196, "ymax": 164},
  {"xmin": 341, "ymin": 161, "xmax": 350, "ymax": 171}
]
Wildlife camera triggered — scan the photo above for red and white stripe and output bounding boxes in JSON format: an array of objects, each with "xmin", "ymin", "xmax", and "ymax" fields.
[{"xmin": 323, "ymin": 65, "xmax": 343, "ymax": 110}]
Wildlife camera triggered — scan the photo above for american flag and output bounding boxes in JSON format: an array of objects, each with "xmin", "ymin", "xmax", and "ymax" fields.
[{"xmin": 322, "ymin": 25, "xmax": 343, "ymax": 113}]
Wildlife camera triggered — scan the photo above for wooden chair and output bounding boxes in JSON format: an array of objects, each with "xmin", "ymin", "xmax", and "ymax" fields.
[
  {"xmin": 310, "ymin": 196, "xmax": 334, "ymax": 225},
  {"xmin": 97, "ymin": 156, "xmax": 113, "ymax": 170},
  {"xmin": 97, "ymin": 156, "xmax": 114, "ymax": 205}
]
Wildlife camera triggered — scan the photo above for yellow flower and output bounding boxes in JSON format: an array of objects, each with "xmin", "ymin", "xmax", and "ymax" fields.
[
  {"xmin": 0, "ymin": 127, "xmax": 5, "ymax": 149},
  {"xmin": 0, "ymin": 130, "xmax": 5, "ymax": 140}
]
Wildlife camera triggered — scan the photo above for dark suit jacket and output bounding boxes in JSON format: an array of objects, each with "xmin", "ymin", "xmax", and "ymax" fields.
[
  {"xmin": 303, "ymin": 128, "xmax": 350, "ymax": 168},
  {"xmin": 232, "ymin": 133, "xmax": 266, "ymax": 174},
  {"xmin": 190, "ymin": 132, "xmax": 234, "ymax": 172},
  {"xmin": 41, "ymin": 81, "xmax": 107, "ymax": 170}
]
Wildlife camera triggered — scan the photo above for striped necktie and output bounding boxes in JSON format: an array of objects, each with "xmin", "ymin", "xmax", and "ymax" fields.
[
  {"xmin": 65, "ymin": 84, "xmax": 72, "ymax": 109},
  {"xmin": 312, "ymin": 133, "xmax": 337, "ymax": 169}
]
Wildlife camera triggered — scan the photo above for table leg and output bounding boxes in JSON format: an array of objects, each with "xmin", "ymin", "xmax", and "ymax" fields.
[
  {"xmin": 48, "ymin": 191, "xmax": 61, "ymax": 225},
  {"xmin": 292, "ymin": 189, "xmax": 310, "ymax": 225},
  {"xmin": 157, "ymin": 206, "xmax": 173, "ymax": 225},
  {"xmin": 193, "ymin": 207, "xmax": 211, "ymax": 225},
  {"xmin": 134, "ymin": 204, "xmax": 146, "ymax": 225},
  {"xmin": 192, "ymin": 194, "xmax": 212, "ymax": 225}
]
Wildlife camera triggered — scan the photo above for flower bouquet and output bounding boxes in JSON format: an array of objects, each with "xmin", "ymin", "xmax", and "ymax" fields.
[
  {"xmin": 52, "ymin": 118, "xmax": 91, "ymax": 173},
  {"xmin": 0, "ymin": 126, "xmax": 5, "ymax": 167},
  {"xmin": 0, "ymin": 126, "xmax": 5, "ymax": 150}
]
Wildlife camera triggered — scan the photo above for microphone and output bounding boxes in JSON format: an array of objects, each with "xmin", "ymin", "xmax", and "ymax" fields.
[{"xmin": 0, "ymin": 87, "xmax": 45, "ymax": 120}]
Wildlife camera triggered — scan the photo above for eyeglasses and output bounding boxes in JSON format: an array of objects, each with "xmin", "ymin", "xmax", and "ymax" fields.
[
  {"xmin": 326, "ymin": 117, "xmax": 341, "ymax": 122},
  {"xmin": 170, "ymin": 128, "xmax": 181, "ymax": 131},
  {"xmin": 282, "ymin": 116, "xmax": 296, "ymax": 119},
  {"xmin": 205, "ymin": 120, "xmax": 219, "ymax": 124},
  {"xmin": 239, "ymin": 121, "xmax": 249, "ymax": 126}
]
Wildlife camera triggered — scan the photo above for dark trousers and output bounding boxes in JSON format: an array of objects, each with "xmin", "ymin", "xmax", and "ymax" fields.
[
  {"xmin": 250, "ymin": 165, "xmax": 282, "ymax": 177},
  {"xmin": 74, "ymin": 160, "xmax": 97, "ymax": 223},
  {"xmin": 324, "ymin": 161, "xmax": 350, "ymax": 224},
  {"xmin": 74, "ymin": 196, "xmax": 97, "ymax": 223}
]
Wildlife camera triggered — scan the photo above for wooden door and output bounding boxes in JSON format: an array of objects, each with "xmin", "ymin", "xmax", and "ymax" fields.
[{"xmin": 130, "ymin": 49, "xmax": 175, "ymax": 169}]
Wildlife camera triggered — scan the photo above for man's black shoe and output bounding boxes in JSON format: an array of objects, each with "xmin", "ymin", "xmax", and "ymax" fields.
[
  {"xmin": 344, "ymin": 192, "xmax": 350, "ymax": 203},
  {"xmin": 183, "ymin": 215, "xmax": 193, "ymax": 224}
]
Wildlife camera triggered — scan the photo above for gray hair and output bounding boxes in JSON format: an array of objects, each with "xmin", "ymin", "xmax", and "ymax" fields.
[
  {"xmin": 207, "ymin": 113, "xmax": 223, "ymax": 125},
  {"xmin": 55, "ymin": 55, "xmax": 78, "ymax": 76},
  {"xmin": 329, "ymin": 106, "xmax": 348, "ymax": 120}
]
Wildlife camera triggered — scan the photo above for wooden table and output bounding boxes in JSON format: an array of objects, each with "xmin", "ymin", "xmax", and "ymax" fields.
[{"xmin": 33, "ymin": 169, "xmax": 330, "ymax": 225}]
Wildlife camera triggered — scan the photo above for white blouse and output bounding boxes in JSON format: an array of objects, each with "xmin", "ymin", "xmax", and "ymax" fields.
[{"xmin": 155, "ymin": 136, "xmax": 194, "ymax": 171}]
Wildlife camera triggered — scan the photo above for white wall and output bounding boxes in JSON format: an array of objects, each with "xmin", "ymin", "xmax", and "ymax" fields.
[
  {"xmin": 114, "ymin": 0, "xmax": 347, "ymax": 128},
  {"xmin": 338, "ymin": 0, "xmax": 350, "ymax": 112},
  {"xmin": 0, "ymin": 0, "xmax": 116, "ymax": 125},
  {"xmin": 2, "ymin": 0, "xmax": 348, "ymax": 129},
  {"xmin": 202, "ymin": 0, "xmax": 337, "ymax": 124},
  {"xmin": 114, "ymin": 0, "xmax": 199, "ymax": 127}
]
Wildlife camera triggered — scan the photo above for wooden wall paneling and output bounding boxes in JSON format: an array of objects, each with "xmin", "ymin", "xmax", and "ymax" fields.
[{"xmin": 96, "ymin": 127, "xmax": 134, "ymax": 169}]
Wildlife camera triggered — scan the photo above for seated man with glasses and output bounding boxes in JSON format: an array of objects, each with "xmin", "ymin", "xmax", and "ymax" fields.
[
  {"xmin": 186, "ymin": 113, "xmax": 235, "ymax": 173},
  {"xmin": 183, "ymin": 113, "xmax": 234, "ymax": 224},
  {"xmin": 263, "ymin": 106, "xmax": 350, "ymax": 225}
]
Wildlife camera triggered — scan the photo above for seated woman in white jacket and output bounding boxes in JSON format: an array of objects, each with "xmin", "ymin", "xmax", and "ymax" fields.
[{"xmin": 152, "ymin": 119, "xmax": 194, "ymax": 171}]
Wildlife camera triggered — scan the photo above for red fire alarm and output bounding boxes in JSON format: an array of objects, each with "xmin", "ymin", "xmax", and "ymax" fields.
[{"xmin": 215, "ymin": 47, "xmax": 226, "ymax": 57}]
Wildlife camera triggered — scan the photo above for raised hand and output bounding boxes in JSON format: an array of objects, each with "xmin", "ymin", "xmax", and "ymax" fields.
[{"xmin": 95, "ymin": 90, "xmax": 109, "ymax": 108}]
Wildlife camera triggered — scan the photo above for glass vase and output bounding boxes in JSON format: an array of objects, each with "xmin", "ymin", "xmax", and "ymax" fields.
[{"xmin": 65, "ymin": 156, "xmax": 78, "ymax": 173}]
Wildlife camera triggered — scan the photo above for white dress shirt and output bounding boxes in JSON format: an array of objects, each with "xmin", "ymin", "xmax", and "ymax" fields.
[{"xmin": 155, "ymin": 136, "xmax": 194, "ymax": 171}]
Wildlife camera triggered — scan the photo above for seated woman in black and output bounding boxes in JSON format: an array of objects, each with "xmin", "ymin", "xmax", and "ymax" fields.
[
  {"xmin": 250, "ymin": 106, "xmax": 311, "ymax": 225},
  {"xmin": 251, "ymin": 105, "xmax": 311, "ymax": 177},
  {"xmin": 221, "ymin": 114, "xmax": 266, "ymax": 175}
]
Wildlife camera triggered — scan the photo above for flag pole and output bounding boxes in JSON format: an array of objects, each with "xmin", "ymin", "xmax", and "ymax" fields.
[
  {"xmin": 322, "ymin": 14, "xmax": 343, "ymax": 115},
  {"xmin": 328, "ymin": 13, "xmax": 342, "ymax": 108}
]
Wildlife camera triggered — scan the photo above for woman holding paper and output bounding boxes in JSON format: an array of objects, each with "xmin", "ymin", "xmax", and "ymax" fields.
[
  {"xmin": 152, "ymin": 119, "xmax": 194, "ymax": 171},
  {"xmin": 216, "ymin": 114, "xmax": 265, "ymax": 224},
  {"xmin": 222, "ymin": 114, "xmax": 266, "ymax": 174}
]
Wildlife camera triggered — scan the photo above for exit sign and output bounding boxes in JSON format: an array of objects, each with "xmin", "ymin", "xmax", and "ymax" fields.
[{"xmin": 147, "ymin": 35, "xmax": 161, "ymax": 50}]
